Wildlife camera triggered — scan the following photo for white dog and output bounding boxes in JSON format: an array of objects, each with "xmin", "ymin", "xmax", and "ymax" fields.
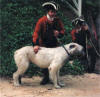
[{"xmin": 13, "ymin": 43, "xmax": 84, "ymax": 88}]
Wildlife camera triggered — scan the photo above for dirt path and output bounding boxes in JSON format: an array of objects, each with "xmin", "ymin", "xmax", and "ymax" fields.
[{"xmin": 0, "ymin": 73, "xmax": 100, "ymax": 97}]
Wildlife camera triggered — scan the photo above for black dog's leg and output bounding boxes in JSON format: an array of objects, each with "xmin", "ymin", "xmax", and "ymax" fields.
[{"xmin": 40, "ymin": 68, "xmax": 50, "ymax": 85}]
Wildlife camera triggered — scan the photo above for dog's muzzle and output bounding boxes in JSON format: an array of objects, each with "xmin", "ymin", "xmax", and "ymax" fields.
[
  {"xmin": 77, "ymin": 48, "xmax": 85, "ymax": 58},
  {"xmin": 81, "ymin": 48, "xmax": 85, "ymax": 56}
]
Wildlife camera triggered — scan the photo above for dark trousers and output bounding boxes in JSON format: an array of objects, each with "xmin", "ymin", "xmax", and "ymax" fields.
[
  {"xmin": 80, "ymin": 47, "xmax": 97, "ymax": 73},
  {"xmin": 40, "ymin": 68, "xmax": 50, "ymax": 85},
  {"xmin": 87, "ymin": 47, "xmax": 97, "ymax": 72}
]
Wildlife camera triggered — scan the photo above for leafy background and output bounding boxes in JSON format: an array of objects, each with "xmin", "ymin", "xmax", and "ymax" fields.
[{"xmin": 1, "ymin": 0, "xmax": 99, "ymax": 77}]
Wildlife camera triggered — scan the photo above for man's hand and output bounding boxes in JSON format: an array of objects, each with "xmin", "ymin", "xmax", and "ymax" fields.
[
  {"xmin": 54, "ymin": 30, "xmax": 59, "ymax": 37},
  {"xmin": 33, "ymin": 45, "xmax": 40, "ymax": 54}
]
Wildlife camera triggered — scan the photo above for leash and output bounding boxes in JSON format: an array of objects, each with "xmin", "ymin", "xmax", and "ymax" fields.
[
  {"xmin": 87, "ymin": 11, "xmax": 100, "ymax": 57},
  {"xmin": 89, "ymin": 38, "xmax": 100, "ymax": 57},
  {"xmin": 86, "ymin": 35, "xmax": 90, "ymax": 63},
  {"xmin": 86, "ymin": 34, "xmax": 100, "ymax": 59},
  {"xmin": 57, "ymin": 38, "xmax": 70, "ymax": 56}
]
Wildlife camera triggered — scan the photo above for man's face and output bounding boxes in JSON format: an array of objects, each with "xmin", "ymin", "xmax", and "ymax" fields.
[
  {"xmin": 48, "ymin": 10, "xmax": 56, "ymax": 18},
  {"xmin": 76, "ymin": 25, "xmax": 81, "ymax": 29}
]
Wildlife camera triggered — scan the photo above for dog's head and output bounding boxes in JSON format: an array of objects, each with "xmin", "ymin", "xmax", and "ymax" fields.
[{"xmin": 67, "ymin": 43, "xmax": 85, "ymax": 56}]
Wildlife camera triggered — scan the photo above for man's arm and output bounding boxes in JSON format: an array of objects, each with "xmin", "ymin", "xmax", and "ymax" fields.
[
  {"xmin": 32, "ymin": 19, "xmax": 42, "ymax": 53},
  {"xmin": 71, "ymin": 29, "xmax": 76, "ymax": 41},
  {"xmin": 32, "ymin": 19, "xmax": 42, "ymax": 46},
  {"xmin": 55, "ymin": 18, "xmax": 65, "ymax": 38},
  {"xmin": 83, "ymin": 25, "xmax": 91, "ymax": 39}
]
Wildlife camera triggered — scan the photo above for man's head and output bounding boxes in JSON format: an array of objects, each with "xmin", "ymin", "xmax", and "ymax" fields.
[
  {"xmin": 47, "ymin": 10, "xmax": 56, "ymax": 18},
  {"xmin": 72, "ymin": 17, "xmax": 86, "ymax": 28},
  {"xmin": 42, "ymin": 1, "xmax": 59, "ymax": 17}
]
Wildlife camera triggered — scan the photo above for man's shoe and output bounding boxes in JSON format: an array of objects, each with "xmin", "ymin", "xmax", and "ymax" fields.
[{"xmin": 40, "ymin": 77, "xmax": 50, "ymax": 85}]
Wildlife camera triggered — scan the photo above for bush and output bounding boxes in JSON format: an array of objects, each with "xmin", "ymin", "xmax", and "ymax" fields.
[
  {"xmin": 0, "ymin": 0, "xmax": 44, "ymax": 76},
  {"xmin": 61, "ymin": 59, "xmax": 85, "ymax": 75}
]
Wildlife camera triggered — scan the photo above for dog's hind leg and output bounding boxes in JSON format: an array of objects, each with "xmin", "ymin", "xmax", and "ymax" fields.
[
  {"xmin": 48, "ymin": 64, "xmax": 61, "ymax": 89},
  {"xmin": 13, "ymin": 61, "xmax": 29, "ymax": 86}
]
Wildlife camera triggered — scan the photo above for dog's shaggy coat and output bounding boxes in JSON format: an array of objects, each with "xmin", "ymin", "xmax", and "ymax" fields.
[{"xmin": 13, "ymin": 43, "xmax": 84, "ymax": 88}]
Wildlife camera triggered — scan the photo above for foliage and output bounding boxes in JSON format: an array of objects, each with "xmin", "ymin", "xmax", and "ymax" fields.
[
  {"xmin": 0, "ymin": 0, "xmax": 44, "ymax": 76},
  {"xmin": 60, "ymin": 59, "xmax": 85, "ymax": 75},
  {"xmin": 0, "ymin": 0, "xmax": 84, "ymax": 77}
]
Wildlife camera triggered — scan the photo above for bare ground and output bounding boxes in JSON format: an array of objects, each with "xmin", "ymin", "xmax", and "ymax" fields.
[{"xmin": 0, "ymin": 73, "xmax": 100, "ymax": 97}]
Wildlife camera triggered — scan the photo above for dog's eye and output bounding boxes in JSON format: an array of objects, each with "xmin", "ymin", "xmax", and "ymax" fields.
[{"xmin": 69, "ymin": 45, "xmax": 75, "ymax": 49}]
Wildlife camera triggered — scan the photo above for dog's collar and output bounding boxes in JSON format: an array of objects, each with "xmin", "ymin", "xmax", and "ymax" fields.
[{"xmin": 62, "ymin": 45, "xmax": 70, "ymax": 56}]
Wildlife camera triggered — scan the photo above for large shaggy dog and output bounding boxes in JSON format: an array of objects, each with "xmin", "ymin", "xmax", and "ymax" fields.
[{"xmin": 13, "ymin": 43, "xmax": 84, "ymax": 88}]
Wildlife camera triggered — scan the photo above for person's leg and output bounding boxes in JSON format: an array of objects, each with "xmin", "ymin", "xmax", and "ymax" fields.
[
  {"xmin": 40, "ymin": 68, "xmax": 50, "ymax": 85},
  {"xmin": 40, "ymin": 45, "xmax": 58, "ymax": 85},
  {"xmin": 87, "ymin": 48, "xmax": 96, "ymax": 73}
]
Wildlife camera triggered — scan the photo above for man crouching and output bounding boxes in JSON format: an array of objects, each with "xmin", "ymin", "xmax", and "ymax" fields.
[{"xmin": 32, "ymin": 1, "xmax": 65, "ymax": 85}]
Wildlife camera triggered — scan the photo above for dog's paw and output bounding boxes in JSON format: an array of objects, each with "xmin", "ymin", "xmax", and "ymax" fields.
[
  {"xmin": 14, "ymin": 82, "xmax": 21, "ymax": 87},
  {"xmin": 59, "ymin": 82, "xmax": 65, "ymax": 87},
  {"xmin": 55, "ymin": 85, "xmax": 61, "ymax": 89}
]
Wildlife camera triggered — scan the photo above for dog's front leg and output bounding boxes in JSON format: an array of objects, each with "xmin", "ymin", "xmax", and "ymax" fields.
[
  {"xmin": 48, "ymin": 65, "xmax": 61, "ymax": 89},
  {"xmin": 57, "ymin": 70, "xmax": 65, "ymax": 87}
]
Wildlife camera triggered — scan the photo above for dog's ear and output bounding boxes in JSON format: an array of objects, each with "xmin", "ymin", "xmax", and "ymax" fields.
[{"xmin": 69, "ymin": 44, "xmax": 76, "ymax": 49}]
